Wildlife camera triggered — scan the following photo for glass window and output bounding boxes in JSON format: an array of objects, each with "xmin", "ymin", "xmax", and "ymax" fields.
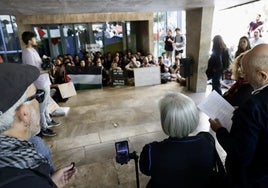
[
  {"xmin": 63, "ymin": 24, "xmax": 76, "ymax": 56},
  {"xmin": 0, "ymin": 15, "xmax": 21, "ymax": 51},
  {"xmin": 153, "ymin": 11, "xmax": 185, "ymax": 58},
  {"xmin": 49, "ymin": 25, "xmax": 63, "ymax": 58},
  {"xmin": 6, "ymin": 52, "xmax": 21, "ymax": 64},
  {"xmin": 33, "ymin": 26, "xmax": 50, "ymax": 57},
  {"xmin": 0, "ymin": 29, "xmax": 4, "ymax": 52},
  {"xmin": 90, "ymin": 23, "xmax": 104, "ymax": 53},
  {"xmin": 154, "ymin": 12, "xmax": 167, "ymax": 57},
  {"xmin": 74, "ymin": 24, "xmax": 91, "ymax": 56},
  {"xmin": 103, "ymin": 22, "xmax": 123, "ymax": 54}
]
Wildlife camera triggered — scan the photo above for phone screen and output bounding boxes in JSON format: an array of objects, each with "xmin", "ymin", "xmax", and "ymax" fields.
[
  {"xmin": 116, "ymin": 141, "xmax": 129, "ymax": 155},
  {"xmin": 115, "ymin": 141, "xmax": 129, "ymax": 164}
]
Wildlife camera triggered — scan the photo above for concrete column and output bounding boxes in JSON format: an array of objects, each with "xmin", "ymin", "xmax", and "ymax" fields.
[{"xmin": 185, "ymin": 7, "xmax": 214, "ymax": 92}]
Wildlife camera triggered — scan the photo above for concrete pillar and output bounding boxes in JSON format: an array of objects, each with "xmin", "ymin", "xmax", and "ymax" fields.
[{"xmin": 186, "ymin": 7, "xmax": 214, "ymax": 92}]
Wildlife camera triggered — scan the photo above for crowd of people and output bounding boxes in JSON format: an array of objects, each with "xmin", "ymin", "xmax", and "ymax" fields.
[
  {"xmin": 206, "ymin": 32, "xmax": 266, "ymax": 96},
  {"xmin": 1, "ymin": 20, "xmax": 268, "ymax": 187},
  {"xmin": 42, "ymin": 43, "xmax": 186, "ymax": 87}
]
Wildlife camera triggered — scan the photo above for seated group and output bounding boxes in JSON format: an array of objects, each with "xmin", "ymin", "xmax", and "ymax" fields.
[{"xmin": 49, "ymin": 50, "xmax": 186, "ymax": 88}]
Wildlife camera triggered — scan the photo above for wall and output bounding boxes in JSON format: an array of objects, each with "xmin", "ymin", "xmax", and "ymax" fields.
[{"xmin": 131, "ymin": 21, "xmax": 150, "ymax": 54}]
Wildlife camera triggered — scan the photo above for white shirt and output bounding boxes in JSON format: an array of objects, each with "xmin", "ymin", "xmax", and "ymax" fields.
[
  {"xmin": 250, "ymin": 37, "xmax": 265, "ymax": 48},
  {"xmin": 22, "ymin": 48, "xmax": 51, "ymax": 89}
]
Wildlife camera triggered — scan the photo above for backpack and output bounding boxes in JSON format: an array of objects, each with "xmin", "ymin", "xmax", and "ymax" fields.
[{"xmin": 222, "ymin": 49, "xmax": 232, "ymax": 71}]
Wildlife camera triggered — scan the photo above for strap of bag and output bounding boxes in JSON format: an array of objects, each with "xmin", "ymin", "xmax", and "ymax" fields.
[{"xmin": 198, "ymin": 132, "xmax": 226, "ymax": 175}]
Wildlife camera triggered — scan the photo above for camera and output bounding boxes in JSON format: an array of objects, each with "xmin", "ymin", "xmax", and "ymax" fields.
[
  {"xmin": 41, "ymin": 56, "xmax": 53, "ymax": 70},
  {"xmin": 115, "ymin": 140, "xmax": 130, "ymax": 165}
]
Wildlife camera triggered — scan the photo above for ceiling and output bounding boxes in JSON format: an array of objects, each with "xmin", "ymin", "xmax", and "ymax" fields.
[{"xmin": 0, "ymin": 0, "xmax": 260, "ymax": 16}]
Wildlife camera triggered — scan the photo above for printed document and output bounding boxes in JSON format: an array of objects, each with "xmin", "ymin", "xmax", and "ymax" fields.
[{"xmin": 198, "ymin": 90, "xmax": 235, "ymax": 132}]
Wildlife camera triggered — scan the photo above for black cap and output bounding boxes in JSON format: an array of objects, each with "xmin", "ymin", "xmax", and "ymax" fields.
[{"xmin": 0, "ymin": 63, "xmax": 39, "ymax": 115}]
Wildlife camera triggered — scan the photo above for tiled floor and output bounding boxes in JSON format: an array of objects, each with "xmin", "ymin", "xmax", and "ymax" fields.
[{"xmin": 44, "ymin": 82, "xmax": 226, "ymax": 188}]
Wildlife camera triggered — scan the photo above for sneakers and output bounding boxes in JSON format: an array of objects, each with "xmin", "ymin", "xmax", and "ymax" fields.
[
  {"xmin": 47, "ymin": 119, "xmax": 61, "ymax": 128},
  {"xmin": 42, "ymin": 128, "xmax": 56, "ymax": 137}
]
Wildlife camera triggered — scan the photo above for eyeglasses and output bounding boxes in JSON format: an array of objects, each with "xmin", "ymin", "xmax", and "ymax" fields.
[{"xmin": 25, "ymin": 89, "xmax": 45, "ymax": 103}]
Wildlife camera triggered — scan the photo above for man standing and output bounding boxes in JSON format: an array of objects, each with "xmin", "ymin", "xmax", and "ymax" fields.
[
  {"xmin": 210, "ymin": 44, "xmax": 268, "ymax": 187},
  {"xmin": 0, "ymin": 63, "xmax": 76, "ymax": 187},
  {"xmin": 22, "ymin": 31, "xmax": 59, "ymax": 137},
  {"xmin": 174, "ymin": 28, "xmax": 185, "ymax": 59}
]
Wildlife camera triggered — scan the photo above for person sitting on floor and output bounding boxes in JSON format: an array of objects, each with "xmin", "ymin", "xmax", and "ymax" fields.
[{"xmin": 125, "ymin": 55, "xmax": 141, "ymax": 78}]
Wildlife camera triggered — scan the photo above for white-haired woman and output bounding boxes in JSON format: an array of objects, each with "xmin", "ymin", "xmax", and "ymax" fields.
[{"xmin": 139, "ymin": 92, "xmax": 217, "ymax": 188}]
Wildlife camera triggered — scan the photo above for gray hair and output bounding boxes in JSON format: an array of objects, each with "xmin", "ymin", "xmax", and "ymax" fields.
[
  {"xmin": 159, "ymin": 92, "xmax": 199, "ymax": 138},
  {"xmin": 0, "ymin": 89, "xmax": 28, "ymax": 134}
]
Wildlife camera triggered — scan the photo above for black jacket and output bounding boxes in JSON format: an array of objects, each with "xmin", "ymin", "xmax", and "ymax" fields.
[
  {"xmin": 139, "ymin": 132, "xmax": 215, "ymax": 188},
  {"xmin": 217, "ymin": 86, "xmax": 268, "ymax": 187},
  {"xmin": 0, "ymin": 164, "xmax": 57, "ymax": 188}
]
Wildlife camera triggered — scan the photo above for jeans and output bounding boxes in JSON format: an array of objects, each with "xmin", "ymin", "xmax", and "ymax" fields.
[
  {"xmin": 39, "ymin": 85, "xmax": 52, "ymax": 130},
  {"xmin": 29, "ymin": 136, "xmax": 55, "ymax": 174},
  {"xmin": 212, "ymin": 72, "xmax": 222, "ymax": 95}
]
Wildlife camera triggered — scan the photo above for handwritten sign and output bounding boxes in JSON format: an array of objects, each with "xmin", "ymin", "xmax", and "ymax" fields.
[{"xmin": 111, "ymin": 69, "xmax": 127, "ymax": 86}]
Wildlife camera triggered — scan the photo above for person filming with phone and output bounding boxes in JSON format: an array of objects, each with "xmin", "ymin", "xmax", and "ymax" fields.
[
  {"xmin": 0, "ymin": 63, "xmax": 77, "ymax": 187},
  {"xmin": 139, "ymin": 92, "xmax": 218, "ymax": 188}
]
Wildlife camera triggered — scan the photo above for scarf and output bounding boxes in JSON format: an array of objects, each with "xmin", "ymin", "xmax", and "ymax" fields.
[{"xmin": 0, "ymin": 135, "xmax": 49, "ymax": 169}]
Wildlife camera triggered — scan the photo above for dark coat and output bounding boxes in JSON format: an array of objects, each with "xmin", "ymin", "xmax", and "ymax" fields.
[
  {"xmin": 217, "ymin": 86, "xmax": 268, "ymax": 187},
  {"xmin": 139, "ymin": 132, "xmax": 215, "ymax": 188},
  {"xmin": 0, "ymin": 164, "xmax": 57, "ymax": 188},
  {"xmin": 223, "ymin": 78, "xmax": 254, "ymax": 107}
]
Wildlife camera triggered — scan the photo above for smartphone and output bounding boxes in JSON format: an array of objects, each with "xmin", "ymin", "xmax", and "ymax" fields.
[{"xmin": 115, "ymin": 140, "xmax": 129, "ymax": 164}]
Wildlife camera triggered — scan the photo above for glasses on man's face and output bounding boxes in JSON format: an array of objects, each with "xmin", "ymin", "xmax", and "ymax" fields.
[{"xmin": 25, "ymin": 89, "xmax": 45, "ymax": 103}]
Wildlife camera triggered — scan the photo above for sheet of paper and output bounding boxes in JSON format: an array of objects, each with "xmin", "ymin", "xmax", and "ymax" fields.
[{"xmin": 197, "ymin": 90, "xmax": 235, "ymax": 132}]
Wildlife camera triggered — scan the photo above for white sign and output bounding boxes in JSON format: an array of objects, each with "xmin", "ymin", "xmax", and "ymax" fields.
[
  {"xmin": 85, "ymin": 44, "xmax": 102, "ymax": 53},
  {"xmin": 134, "ymin": 66, "xmax": 161, "ymax": 87}
]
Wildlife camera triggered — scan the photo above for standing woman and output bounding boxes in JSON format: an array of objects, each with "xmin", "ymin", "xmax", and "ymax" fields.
[
  {"xmin": 207, "ymin": 35, "xmax": 227, "ymax": 95},
  {"xmin": 234, "ymin": 36, "xmax": 251, "ymax": 58}
]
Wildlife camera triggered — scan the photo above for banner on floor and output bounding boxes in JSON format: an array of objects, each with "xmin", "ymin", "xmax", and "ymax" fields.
[{"xmin": 66, "ymin": 66, "xmax": 102, "ymax": 90}]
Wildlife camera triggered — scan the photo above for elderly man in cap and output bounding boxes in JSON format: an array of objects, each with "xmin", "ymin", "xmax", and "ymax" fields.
[
  {"xmin": 0, "ymin": 63, "xmax": 76, "ymax": 187},
  {"xmin": 210, "ymin": 43, "xmax": 268, "ymax": 187}
]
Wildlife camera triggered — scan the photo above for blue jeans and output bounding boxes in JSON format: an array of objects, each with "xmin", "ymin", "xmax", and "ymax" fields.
[
  {"xmin": 212, "ymin": 72, "xmax": 222, "ymax": 95},
  {"xmin": 39, "ymin": 85, "xmax": 52, "ymax": 130},
  {"xmin": 29, "ymin": 136, "xmax": 55, "ymax": 174}
]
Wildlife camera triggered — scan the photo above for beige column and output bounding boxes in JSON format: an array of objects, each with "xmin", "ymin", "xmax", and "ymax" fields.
[{"xmin": 185, "ymin": 7, "xmax": 214, "ymax": 92}]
